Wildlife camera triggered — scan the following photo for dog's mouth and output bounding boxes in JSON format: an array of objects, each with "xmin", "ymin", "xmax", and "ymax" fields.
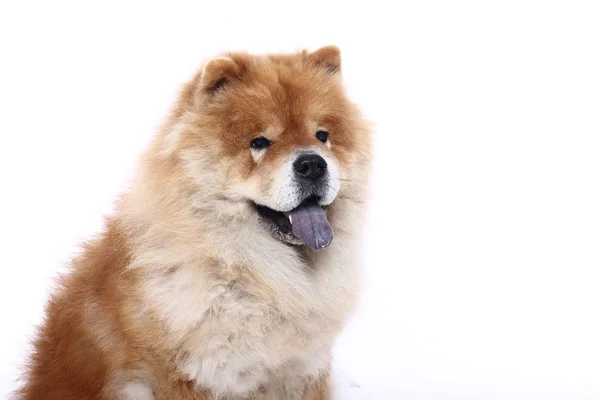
[{"xmin": 254, "ymin": 196, "xmax": 333, "ymax": 250}]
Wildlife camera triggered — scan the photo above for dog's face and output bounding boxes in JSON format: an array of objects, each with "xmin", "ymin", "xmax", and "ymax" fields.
[{"xmin": 172, "ymin": 47, "xmax": 366, "ymax": 250}]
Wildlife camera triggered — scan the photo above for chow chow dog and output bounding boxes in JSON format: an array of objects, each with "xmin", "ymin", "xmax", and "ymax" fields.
[{"xmin": 17, "ymin": 45, "xmax": 372, "ymax": 399}]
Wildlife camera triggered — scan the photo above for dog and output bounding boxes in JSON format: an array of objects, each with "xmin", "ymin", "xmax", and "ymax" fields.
[{"xmin": 16, "ymin": 45, "xmax": 372, "ymax": 399}]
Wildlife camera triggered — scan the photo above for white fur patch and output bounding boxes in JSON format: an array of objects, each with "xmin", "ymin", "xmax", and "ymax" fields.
[
  {"xmin": 250, "ymin": 147, "xmax": 267, "ymax": 162},
  {"xmin": 119, "ymin": 382, "xmax": 154, "ymax": 400},
  {"xmin": 319, "ymin": 151, "xmax": 341, "ymax": 206},
  {"xmin": 272, "ymin": 155, "xmax": 301, "ymax": 211}
]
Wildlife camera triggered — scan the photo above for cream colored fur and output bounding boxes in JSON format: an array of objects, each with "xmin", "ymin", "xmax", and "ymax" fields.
[{"xmin": 114, "ymin": 123, "xmax": 369, "ymax": 399}]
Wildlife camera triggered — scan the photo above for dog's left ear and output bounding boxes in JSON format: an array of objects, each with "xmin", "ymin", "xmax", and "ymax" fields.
[{"xmin": 307, "ymin": 45, "xmax": 341, "ymax": 74}]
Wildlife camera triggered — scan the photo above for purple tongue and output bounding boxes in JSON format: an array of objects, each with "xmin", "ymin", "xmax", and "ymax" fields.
[{"xmin": 284, "ymin": 201, "xmax": 333, "ymax": 250}]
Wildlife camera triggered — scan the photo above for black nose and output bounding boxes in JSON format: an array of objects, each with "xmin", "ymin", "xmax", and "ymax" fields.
[{"xmin": 293, "ymin": 154, "xmax": 327, "ymax": 181}]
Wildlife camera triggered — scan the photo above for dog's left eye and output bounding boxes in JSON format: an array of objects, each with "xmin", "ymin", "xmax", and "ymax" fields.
[
  {"xmin": 316, "ymin": 130, "xmax": 329, "ymax": 143},
  {"xmin": 251, "ymin": 137, "xmax": 271, "ymax": 150}
]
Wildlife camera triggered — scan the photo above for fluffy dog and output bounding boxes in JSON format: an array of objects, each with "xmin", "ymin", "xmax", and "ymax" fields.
[{"xmin": 17, "ymin": 45, "xmax": 372, "ymax": 399}]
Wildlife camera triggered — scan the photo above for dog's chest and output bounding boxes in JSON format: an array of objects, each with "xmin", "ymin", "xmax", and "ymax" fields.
[
  {"xmin": 182, "ymin": 289, "xmax": 331, "ymax": 396},
  {"xmin": 146, "ymin": 260, "xmax": 346, "ymax": 398}
]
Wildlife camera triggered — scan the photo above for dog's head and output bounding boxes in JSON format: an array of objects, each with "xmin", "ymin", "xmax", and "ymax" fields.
[{"xmin": 160, "ymin": 46, "xmax": 370, "ymax": 250}]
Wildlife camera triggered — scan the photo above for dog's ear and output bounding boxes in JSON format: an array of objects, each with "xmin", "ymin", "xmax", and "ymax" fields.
[
  {"xmin": 199, "ymin": 56, "xmax": 242, "ymax": 94},
  {"xmin": 307, "ymin": 45, "xmax": 341, "ymax": 74}
]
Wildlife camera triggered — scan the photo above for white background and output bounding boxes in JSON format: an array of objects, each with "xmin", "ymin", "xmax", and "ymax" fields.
[{"xmin": 1, "ymin": 1, "xmax": 599, "ymax": 399}]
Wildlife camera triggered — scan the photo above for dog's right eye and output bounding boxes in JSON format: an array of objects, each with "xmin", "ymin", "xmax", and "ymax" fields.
[{"xmin": 250, "ymin": 137, "xmax": 271, "ymax": 150}]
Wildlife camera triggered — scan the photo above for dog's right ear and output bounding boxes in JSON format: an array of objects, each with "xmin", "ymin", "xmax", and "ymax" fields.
[
  {"xmin": 198, "ymin": 56, "xmax": 241, "ymax": 95},
  {"xmin": 307, "ymin": 45, "xmax": 342, "ymax": 75}
]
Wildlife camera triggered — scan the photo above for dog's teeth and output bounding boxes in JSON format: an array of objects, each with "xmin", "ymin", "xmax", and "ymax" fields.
[{"xmin": 288, "ymin": 215, "xmax": 293, "ymax": 224}]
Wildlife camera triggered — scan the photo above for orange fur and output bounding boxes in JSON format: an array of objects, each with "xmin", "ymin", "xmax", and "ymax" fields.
[
  {"xmin": 16, "ymin": 46, "xmax": 371, "ymax": 399},
  {"xmin": 302, "ymin": 371, "xmax": 331, "ymax": 400}
]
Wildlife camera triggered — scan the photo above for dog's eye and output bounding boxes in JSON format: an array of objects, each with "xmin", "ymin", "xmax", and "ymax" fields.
[
  {"xmin": 316, "ymin": 130, "xmax": 329, "ymax": 143},
  {"xmin": 250, "ymin": 136, "xmax": 271, "ymax": 150}
]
